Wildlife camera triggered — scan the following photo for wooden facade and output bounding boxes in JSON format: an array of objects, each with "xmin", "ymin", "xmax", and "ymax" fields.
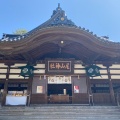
[{"xmin": 0, "ymin": 4, "xmax": 120, "ymax": 106}]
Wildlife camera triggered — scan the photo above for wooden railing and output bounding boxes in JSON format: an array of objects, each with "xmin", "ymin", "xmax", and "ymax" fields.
[
  {"xmin": 30, "ymin": 93, "xmax": 113, "ymax": 105},
  {"xmin": 93, "ymin": 93, "xmax": 111, "ymax": 105},
  {"xmin": 30, "ymin": 94, "xmax": 47, "ymax": 104},
  {"xmin": 72, "ymin": 93, "xmax": 89, "ymax": 104}
]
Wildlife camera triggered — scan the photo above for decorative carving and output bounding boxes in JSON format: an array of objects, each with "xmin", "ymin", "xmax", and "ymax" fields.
[{"xmin": 50, "ymin": 4, "xmax": 76, "ymax": 27}]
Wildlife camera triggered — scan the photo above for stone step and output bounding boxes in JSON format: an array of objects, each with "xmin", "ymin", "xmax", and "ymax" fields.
[
  {"xmin": 1, "ymin": 105, "xmax": 120, "ymax": 108},
  {"xmin": 0, "ymin": 108, "xmax": 120, "ymax": 112},
  {"xmin": 0, "ymin": 116, "xmax": 120, "ymax": 120},
  {"xmin": 0, "ymin": 105, "xmax": 120, "ymax": 120},
  {"xmin": 1, "ymin": 106, "xmax": 120, "ymax": 110}
]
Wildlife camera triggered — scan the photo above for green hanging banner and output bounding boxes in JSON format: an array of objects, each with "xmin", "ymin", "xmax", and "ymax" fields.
[
  {"xmin": 85, "ymin": 65, "xmax": 101, "ymax": 77},
  {"xmin": 18, "ymin": 64, "xmax": 37, "ymax": 77}
]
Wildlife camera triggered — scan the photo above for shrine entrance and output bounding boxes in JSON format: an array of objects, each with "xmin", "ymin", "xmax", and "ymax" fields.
[
  {"xmin": 48, "ymin": 84, "xmax": 72, "ymax": 104},
  {"xmin": 47, "ymin": 76, "xmax": 72, "ymax": 104},
  {"xmin": 47, "ymin": 84, "xmax": 72, "ymax": 96}
]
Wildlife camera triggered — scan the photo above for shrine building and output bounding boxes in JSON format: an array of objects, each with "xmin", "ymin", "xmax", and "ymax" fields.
[{"xmin": 0, "ymin": 4, "xmax": 120, "ymax": 106}]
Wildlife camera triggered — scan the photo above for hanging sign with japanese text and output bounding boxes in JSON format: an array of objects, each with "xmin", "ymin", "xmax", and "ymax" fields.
[
  {"xmin": 46, "ymin": 60, "xmax": 73, "ymax": 74},
  {"xmin": 48, "ymin": 61, "xmax": 71, "ymax": 71},
  {"xmin": 48, "ymin": 76, "xmax": 71, "ymax": 84}
]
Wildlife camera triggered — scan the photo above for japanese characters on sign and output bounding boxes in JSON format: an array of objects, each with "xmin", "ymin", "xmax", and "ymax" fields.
[
  {"xmin": 48, "ymin": 76, "xmax": 71, "ymax": 84},
  {"xmin": 48, "ymin": 61, "xmax": 71, "ymax": 72}
]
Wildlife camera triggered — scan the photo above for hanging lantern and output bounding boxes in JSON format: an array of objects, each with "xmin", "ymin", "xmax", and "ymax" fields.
[
  {"xmin": 85, "ymin": 64, "xmax": 101, "ymax": 77},
  {"xmin": 18, "ymin": 64, "xmax": 37, "ymax": 77}
]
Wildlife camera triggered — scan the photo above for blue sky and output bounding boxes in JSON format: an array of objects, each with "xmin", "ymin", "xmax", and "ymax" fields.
[{"xmin": 0, "ymin": 0, "xmax": 120, "ymax": 42}]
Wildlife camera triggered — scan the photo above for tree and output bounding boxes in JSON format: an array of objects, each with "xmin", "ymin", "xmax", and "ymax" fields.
[{"xmin": 13, "ymin": 29, "xmax": 27, "ymax": 35}]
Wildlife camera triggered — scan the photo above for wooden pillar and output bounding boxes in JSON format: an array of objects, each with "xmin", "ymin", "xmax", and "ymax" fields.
[
  {"xmin": 1, "ymin": 65, "xmax": 10, "ymax": 106},
  {"xmin": 87, "ymin": 76, "xmax": 92, "ymax": 94},
  {"xmin": 106, "ymin": 66, "xmax": 116, "ymax": 105},
  {"xmin": 86, "ymin": 76, "xmax": 93, "ymax": 105},
  {"xmin": 45, "ymin": 78, "xmax": 48, "ymax": 104},
  {"xmin": 27, "ymin": 76, "xmax": 33, "ymax": 106}
]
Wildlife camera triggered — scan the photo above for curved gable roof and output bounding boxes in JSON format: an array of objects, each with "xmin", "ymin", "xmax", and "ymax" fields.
[{"xmin": 0, "ymin": 4, "xmax": 120, "ymax": 62}]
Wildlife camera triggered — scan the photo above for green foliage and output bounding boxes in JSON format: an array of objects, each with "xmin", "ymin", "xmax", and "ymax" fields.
[{"xmin": 13, "ymin": 29, "xmax": 27, "ymax": 35}]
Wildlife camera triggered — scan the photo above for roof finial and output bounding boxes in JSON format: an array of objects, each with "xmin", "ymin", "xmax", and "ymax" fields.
[{"xmin": 58, "ymin": 3, "xmax": 60, "ymax": 8}]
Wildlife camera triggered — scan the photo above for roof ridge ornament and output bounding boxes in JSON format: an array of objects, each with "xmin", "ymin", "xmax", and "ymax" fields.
[
  {"xmin": 51, "ymin": 3, "xmax": 62, "ymax": 17},
  {"xmin": 58, "ymin": 3, "xmax": 60, "ymax": 9},
  {"xmin": 50, "ymin": 4, "xmax": 76, "ymax": 27},
  {"xmin": 56, "ymin": 3, "xmax": 62, "ymax": 11}
]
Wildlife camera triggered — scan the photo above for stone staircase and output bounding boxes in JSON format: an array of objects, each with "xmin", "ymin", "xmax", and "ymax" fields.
[{"xmin": 0, "ymin": 105, "xmax": 120, "ymax": 120}]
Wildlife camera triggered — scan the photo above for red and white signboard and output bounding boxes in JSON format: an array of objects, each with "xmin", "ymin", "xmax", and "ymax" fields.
[{"xmin": 74, "ymin": 86, "xmax": 80, "ymax": 93}]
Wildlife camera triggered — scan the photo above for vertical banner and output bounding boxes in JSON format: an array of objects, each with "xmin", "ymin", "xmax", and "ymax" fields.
[{"xmin": 74, "ymin": 86, "xmax": 80, "ymax": 93}]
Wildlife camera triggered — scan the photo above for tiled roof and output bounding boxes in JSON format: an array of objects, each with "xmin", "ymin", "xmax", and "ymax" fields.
[{"xmin": 0, "ymin": 4, "xmax": 120, "ymax": 46}]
